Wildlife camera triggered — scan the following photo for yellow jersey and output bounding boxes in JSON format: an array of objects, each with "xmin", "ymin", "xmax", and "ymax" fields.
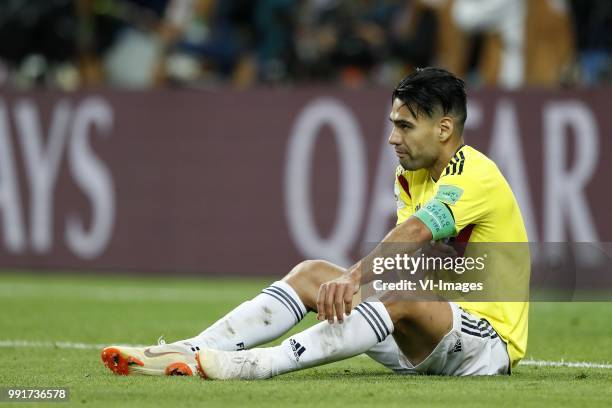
[{"xmin": 394, "ymin": 144, "xmax": 529, "ymax": 367}]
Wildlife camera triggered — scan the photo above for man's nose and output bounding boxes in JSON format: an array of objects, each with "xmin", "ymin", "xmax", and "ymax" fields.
[{"xmin": 388, "ymin": 129, "xmax": 400, "ymax": 145}]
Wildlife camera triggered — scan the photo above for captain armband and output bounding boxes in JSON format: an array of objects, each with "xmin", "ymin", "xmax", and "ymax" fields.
[{"xmin": 413, "ymin": 199, "xmax": 457, "ymax": 241}]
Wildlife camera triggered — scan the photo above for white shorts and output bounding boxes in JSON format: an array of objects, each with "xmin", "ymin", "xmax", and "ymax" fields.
[{"xmin": 365, "ymin": 302, "xmax": 510, "ymax": 376}]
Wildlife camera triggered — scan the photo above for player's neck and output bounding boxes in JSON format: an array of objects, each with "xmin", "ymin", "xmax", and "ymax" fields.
[{"xmin": 428, "ymin": 139, "xmax": 465, "ymax": 182}]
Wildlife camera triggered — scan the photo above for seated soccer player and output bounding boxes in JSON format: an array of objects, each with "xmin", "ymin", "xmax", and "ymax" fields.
[{"xmin": 101, "ymin": 67, "xmax": 528, "ymax": 378}]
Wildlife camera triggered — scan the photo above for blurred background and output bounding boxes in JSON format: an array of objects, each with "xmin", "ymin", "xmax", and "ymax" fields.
[
  {"xmin": 0, "ymin": 0, "xmax": 611, "ymax": 278},
  {"xmin": 2, "ymin": 3, "xmax": 612, "ymax": 398},
  {"xmin": 0, "ymin": 0, "xmax": 610, "ymax": 90}
]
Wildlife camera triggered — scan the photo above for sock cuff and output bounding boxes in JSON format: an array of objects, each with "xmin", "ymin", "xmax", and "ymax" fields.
[
  {"xmin": 261, "ymin": 281, "xmax": 307, "ymax": 323},
  {"xmin": 354, "ymin": 301, "xmax": 394, "ymax": 343}
]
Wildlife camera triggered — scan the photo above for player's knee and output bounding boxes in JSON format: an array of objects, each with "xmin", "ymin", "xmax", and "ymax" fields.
[
  {"xmin": 285, "ymin": 259, "xmax": 327, "ymax": 285},
  {"xmin": 283, "ymin": 259, "xmax": 330, "ymax": 310}
]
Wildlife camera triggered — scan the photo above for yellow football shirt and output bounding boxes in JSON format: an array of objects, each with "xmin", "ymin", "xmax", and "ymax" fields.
[{"xmin": 394, "ymin": 144, "xmax": 529, "ymax": 367}]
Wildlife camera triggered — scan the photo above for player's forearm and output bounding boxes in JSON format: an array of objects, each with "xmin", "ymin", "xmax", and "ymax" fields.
[{"xmin": 348, "ymin": 217, "xmax": 433, "ymax": 285}]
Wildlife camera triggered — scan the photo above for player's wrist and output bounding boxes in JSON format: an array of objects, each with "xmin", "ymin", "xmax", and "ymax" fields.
[{"xmin": 347, "ymin": 263, "xmax": 362, "ymax": 286}]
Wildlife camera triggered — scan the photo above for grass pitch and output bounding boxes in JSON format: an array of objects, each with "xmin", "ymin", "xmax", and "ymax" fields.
[{"xmin": 1, "ymin": 272, "xmax": 612, "ymax": 407}]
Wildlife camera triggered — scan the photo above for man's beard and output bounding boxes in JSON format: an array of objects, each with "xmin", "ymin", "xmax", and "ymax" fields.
[
  {"xmin": 400, "ymin": 158, "xmax": 421, "ymax": 171},
  {"xmin": 399, "ymin": 156, "xmax": 434, "ymax": 171}
]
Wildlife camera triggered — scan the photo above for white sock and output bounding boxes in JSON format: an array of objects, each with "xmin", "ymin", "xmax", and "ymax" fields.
[
  {"xmin": 184, "ymin": 281, "xmax": 307, "ymax": 352},
  {"xmin": 267, "ymin": 301, "xmax": 393, "ymax": 375}
]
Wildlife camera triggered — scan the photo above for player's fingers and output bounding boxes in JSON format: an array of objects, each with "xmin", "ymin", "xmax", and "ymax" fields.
[
  {"xmin": 316, "ymin": 285, "xmax": 326, "ymax": 321},
  {"xmin": 334, "ymin": 285, "xmax": 345, "ymax": 323},
  {"xmin": 325, "ymin": 283, "xmax": 336, "ymax": 324},
  {"xmin": 343, "ymin": 287, "xmax": 353, "ymax": 316}
]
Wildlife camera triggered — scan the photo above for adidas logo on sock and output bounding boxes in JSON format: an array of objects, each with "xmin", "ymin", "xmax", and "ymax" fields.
[
  {"xmin": 289, "ymin": 338, "xmax": 306, "ymax": 361},
  {"xmin": 236, "ymin": 342, "xmax": 245, "ymax": 351},
  {"xmin": 449, "ymin": 339, "xmax": 462, "ymax": 354}
]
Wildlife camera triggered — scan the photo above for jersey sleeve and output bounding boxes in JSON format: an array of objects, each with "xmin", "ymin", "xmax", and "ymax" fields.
[
  {"xmin": 434, "ymin": 171, "xmax": 489, "ymax": 233},
  {"xmin": 394, "ymin": 166, "xmax": 414, "ymax": 225}
]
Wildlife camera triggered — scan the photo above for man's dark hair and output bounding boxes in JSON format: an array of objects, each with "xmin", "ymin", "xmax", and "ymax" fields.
[{"xmin": 392, "ymin": 67, "xmax": 467, "ymax": 130}]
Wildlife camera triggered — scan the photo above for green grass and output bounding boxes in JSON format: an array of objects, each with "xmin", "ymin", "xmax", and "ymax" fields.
[{"xmin": 1, "ymin": 272, "xmax": 612, "ymax": 407}]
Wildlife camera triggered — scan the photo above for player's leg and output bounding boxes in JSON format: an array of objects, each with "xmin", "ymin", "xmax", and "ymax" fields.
[
  {"xmin": 101, "ymin": 259, "xmax": 349, "ymax": 376},
  {"xmin": 195, "ymin": 299, "xmax": 452, "ymax": 380},
  {"xmin": 363, "ymin": 300, "xmax": 453, "ymax": 372},
  {"xmin": 185, "ymin": 260, "xmax": 351, "ymax": 351},
  {"xmin": 383, "ymin": 299, "xmax": 453, "ymax": 365},
  {"xmin": 284, "ymin": 260, "xmax": 359, "ymax": 310},
  {"xmin": 366, "ymin": 301, "xmax": 511, "ymax": 376}
]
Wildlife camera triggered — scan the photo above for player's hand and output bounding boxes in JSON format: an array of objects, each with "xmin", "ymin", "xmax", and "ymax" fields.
[{"xmin": 316, "ymin": 274, "xmax": 360, "ymax": 324}]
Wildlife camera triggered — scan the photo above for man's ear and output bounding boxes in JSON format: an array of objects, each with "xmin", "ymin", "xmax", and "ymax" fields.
[{"xmin": 438, "ymin": 116, "xmax": 454, "ymax": 142}]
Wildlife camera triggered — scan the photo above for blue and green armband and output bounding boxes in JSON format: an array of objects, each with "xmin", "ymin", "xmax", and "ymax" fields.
[{"xmin": 414, "ymin": 199, "xmax": 457, "ymax": 241}]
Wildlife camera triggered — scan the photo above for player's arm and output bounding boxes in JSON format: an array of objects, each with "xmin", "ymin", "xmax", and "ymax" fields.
[{"xmin": 316, "ymin": 199, "xmax": 457, "ymax": 323}]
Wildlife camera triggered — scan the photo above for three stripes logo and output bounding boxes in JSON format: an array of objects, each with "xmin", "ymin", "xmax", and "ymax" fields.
[
  {"xmin": 354, "ymin": 302, "xmax": 392, "ymax": 343},
  {"xmin": 289, "ymin": 338, "xmax": 306, "ymax": 361},
  {"xmin": 444, "ymin": 150, "xmax": 466, "ymax": 176},
  {"xmin": 460, "ymin": 312, "xmax": 499, "ymax": 340},
  {"xmin": 261, "ymin": 285, "xmax": 305, "ymax": 324},
  {"xmin": 449, "ymin": 339, "xmax": 462, "ymax": 354}
]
